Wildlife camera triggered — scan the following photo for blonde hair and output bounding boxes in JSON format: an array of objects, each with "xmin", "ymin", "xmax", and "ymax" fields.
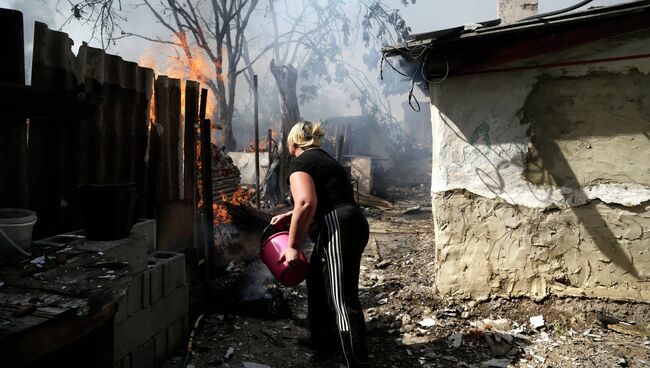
[{"xmin": 288, "ymin": 120, "xmax": 324, "ymax": 148}]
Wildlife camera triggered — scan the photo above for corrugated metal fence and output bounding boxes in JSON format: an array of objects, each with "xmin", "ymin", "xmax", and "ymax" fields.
[{"xmin": 0, "ymin": 11, "xmax": 202, "ymax": 253}]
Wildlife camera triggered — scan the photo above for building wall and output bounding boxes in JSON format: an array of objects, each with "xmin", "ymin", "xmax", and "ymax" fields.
[
  {"xmin": 498, "ymin": 0, "xmax": 538, "ymax": 25},
  {"xmin": 429, "ymin": 30, "xmax": 650, "ymax": 301}
]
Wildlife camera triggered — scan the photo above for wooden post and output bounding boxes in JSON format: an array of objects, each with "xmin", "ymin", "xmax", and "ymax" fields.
[
  {"xmin": 199, "ymin": 89, "xmax": 215, "ymax": 280},
  {"xmin": 253, "ymin": 75, "xmax": 260, "ymax": 209},
  {"xmin": 184, "ymin": 81, "xmax": 199, "ymax": 253},
  {"xmin": 183, "ymin": 81, "xmax": 199, "ymax": 203},
  {"xmin": 0, "ymin": 9, "xmax": 28, "ymax": 208},
  {"xmin": 267, "ymin": 129, "xmax": 272, "ymax": 170},
  {"xmin": 336, "ymin": 134, "xmax": 344, "ymax": 162}
]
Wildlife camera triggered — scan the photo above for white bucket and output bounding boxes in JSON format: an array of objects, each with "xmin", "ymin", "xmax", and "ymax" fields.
[{"xmin": 0, "ymin": 208, "xmax": 37, "ymax": 262}]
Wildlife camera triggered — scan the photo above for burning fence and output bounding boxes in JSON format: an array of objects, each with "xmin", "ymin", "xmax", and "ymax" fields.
[
  {"xmin": 197, "ymin": 143, "xmax": 252, "ymax": 226},
  {"xmin": 140, "ymin": 41, "xmax": 255, "ymax": 229}
]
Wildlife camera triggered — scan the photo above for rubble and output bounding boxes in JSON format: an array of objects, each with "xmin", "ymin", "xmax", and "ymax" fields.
[
  {"xmin": 529, "ymin": 315, "xmax": 545, "ymax": 329},
  {"xmin": 162, "ymin": 181, "xmax": 650, "ymax": 368}
]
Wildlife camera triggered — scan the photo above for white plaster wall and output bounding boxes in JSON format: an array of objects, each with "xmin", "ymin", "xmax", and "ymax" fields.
[
  {"xmin": 429, "ymin": 30, "xmax": 650, "ymax": 302},
  {"xmin": 429, "ymin": 30, "xmax": 650, "ymax": 210}
]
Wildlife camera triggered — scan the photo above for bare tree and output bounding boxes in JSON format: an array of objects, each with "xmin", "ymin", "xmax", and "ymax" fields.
[
  {"xmin": 57, "ymin": 0, "xmax": 126, "ymax": 49},
  {"xmin": 62, "ymin": 0, "xmax": 262, "ymax": 150},
  {"xmin": 63, "ymin": 0, "xmax": 414, "ymax": 196},
  {"xmin": 261, "ymin": 0, "xmax": 415, "ymax": 196}
]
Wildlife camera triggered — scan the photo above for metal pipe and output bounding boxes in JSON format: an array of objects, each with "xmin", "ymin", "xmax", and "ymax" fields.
[
  {"xmin": 253, "ymin": 75, "xmax": 260, "ymax": 210},
  {"xmin": 519, "ymin": 0, "xmax": 594, "ymax": 22},
  {"xmin": 267, "ymin": 128, "xmax": 272, "ymax": 169}
]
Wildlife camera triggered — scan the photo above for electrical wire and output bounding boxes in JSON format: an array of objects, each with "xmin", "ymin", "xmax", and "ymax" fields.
[
  {"xmin": 381, "ymin": 39, "xmax": 444, "ymax": 112},
  {"xmin": 421, "ymin": 54, "xmax": 449, "ymax": 85}
]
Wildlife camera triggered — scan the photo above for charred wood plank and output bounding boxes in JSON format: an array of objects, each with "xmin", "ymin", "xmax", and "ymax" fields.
[
  {"xmin": 29, "ymin": 22, "xmax": 81, "ymax": 238},
  {"xmin": 199, "ymin": 89, "xmax": 215, "ymax": 280},
  {"xmin": 0, "ymin": 9, "xmax": 28, "ymax": 208}
]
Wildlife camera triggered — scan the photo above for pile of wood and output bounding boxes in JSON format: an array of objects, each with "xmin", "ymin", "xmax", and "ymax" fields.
[{"xmin": 198, "ymin": 145, "xmax": 242, "ymax": 206}]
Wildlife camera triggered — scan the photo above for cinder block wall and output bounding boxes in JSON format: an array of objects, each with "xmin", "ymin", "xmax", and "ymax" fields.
[{"xmin": 113, "ymin": 222, "xmax": 189, "ymax": 368}]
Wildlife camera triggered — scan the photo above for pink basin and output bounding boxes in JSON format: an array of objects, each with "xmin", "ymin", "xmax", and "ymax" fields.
[{"xmin": 260, "ymin": 231, "xmax": 309, "ymax": 287}]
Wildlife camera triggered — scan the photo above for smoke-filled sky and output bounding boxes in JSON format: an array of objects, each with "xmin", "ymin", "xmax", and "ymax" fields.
[
  {"xmin": 0, "ymin": 0, "xmax": 628, "ymax": 144},
  {"xmin": 2, "ymin": 0, "xmax": 626, "ymax": 62}
]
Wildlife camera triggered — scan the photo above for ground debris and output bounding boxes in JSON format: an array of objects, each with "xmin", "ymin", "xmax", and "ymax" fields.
[{"xmin": 163, "ymin": 181, "xmax": 650, "ymax": 368}]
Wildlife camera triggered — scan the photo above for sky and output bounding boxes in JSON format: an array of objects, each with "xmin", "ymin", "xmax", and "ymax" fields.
[
  {"xmin": 1, "ymin": 0, "xmax": 628, "ymax": 77},
  {"xmin": 0, "ymin": 0, "xmax": 630, "ymax": 139}
]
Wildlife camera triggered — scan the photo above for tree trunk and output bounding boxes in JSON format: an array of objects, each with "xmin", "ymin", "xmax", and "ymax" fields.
[{"xmin": 270, "ymin": 60, "xmax": 301, "ymax": 198}]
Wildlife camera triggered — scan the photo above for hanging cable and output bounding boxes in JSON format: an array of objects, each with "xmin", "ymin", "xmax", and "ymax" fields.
[
  {"xmin": 421, "ymin": 53, "xmax": 449, "ymax": 85},
  {"xmin": 407, "ymin": 61, "xmax": 422, "ymax": 112}
]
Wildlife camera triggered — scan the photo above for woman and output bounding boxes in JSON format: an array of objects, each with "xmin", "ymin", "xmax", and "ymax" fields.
[{"xmin": 271, "ymin": 120, "xmax": 370, "ymax": 367}]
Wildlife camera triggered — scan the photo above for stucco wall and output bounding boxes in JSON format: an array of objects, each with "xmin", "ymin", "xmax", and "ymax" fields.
[{"xmin": 429, "ymin": 30, "xmax": 650, "ymax": 301}]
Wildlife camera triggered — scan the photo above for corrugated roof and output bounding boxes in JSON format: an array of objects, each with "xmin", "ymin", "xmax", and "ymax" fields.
[
  {"xmin": 383, "ymin": 0, "xmax": 650, "ymax": 58},
  {"xmin": 381, "ymin": 0, "xmax": 650, "ymax": 78}
]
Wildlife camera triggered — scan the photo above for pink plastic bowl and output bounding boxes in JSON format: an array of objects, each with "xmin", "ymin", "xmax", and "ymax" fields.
[{"xmin": 260, "ymin": 231, "xmax": 309, "ymax": 287}]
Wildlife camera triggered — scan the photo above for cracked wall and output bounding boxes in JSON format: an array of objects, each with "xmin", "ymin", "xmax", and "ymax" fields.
[
  {"xmin": 429, "ymin": 29, "xmax": 650, "ymax": 302},
  {"xmin": 434, "ymin": 192, "xmax": 650, "ymax": 301}
]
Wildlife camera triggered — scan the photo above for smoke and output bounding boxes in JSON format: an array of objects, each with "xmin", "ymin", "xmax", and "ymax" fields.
[{"xmin": 240, "ymin": 260, "xmax": 275, "ymax": 301}]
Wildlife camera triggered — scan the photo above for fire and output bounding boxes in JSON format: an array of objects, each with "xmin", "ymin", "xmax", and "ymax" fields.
[
  {"xmin": 196, "ymin": 142, "xmax": 252, "ymax": 226},
  {"xmin": 198, "ymin": 186, "xmax": 253, "ymax": 226},
  {"xmin": 213, "ymin": 187, "xmax": 253, "ymax": 225},
  {"xmin": 138, "ymin": 31, "xmax": 222, "ymax": 124}
]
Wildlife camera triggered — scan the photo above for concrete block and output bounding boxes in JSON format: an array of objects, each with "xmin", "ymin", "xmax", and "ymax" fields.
[
  {"xmin": 142, "ymin": 270, "xmax": 151, "ymax": 308},
  {"xmin": 132, "ymin": 219, "xmax": 157, "ymax": 253},
  {"xmin": 151, "ymin": 251, "xmax": 186, "ymax": 296},
  {"xmin": 79, "ymin": 232, "xmax": 148, "ymax": 273},
  {"xmin": 157, "ymin": 201, "xmax": 194, "ymax": 252},
  {"xmin": 121, "ymin": 354, "xmax": 131, "ymax": 368},
  {"xmin": 167, "ymin": 317, "xmax": 187, "ymax": 355},
  {"xmin": 126, "ymin": 273, "xmax": 144, "ymax": 316},
  {"xmin": 114, "ymin": 284, "xmax": 188, "ymax": 359},
  {"xmin": 148, "ymin": 258, "xmax": 164, "ymax": 303},
  {"xmin": 130, "ymin": 345, "xmax": 144, "ymax": 368},
  {"xmin": 153, "ymin": 329, "xmax": 168, "ymax": 367},
  {"xmin": 114, "ymin": 295, "xmax": 128, "ymax": 324},
  {"xmin": 141, "ymin": 340, "xmax": 155, "ymax": 368}
]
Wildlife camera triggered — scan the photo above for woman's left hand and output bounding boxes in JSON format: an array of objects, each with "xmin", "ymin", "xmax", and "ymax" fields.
[
  {"xmin": 278, "ymin": 248, "xmax": 301, "ymax": 268},
  {"xmin": 270, "ymin": 211, "xmax": 292, "ymax": 227}
]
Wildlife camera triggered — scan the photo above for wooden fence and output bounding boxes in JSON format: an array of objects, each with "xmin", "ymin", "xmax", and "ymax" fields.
[{"xmin": 0, "ymin": 10, "xmax": 204, "ymax": 255}]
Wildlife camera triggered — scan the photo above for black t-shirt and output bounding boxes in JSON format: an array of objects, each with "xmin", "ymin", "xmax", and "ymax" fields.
[{"xmin": 287, "ymin": 148, "xmax": 356, "ymax": 219}]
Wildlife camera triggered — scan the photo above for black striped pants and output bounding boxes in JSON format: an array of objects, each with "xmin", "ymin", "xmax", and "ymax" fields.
[{"xmin": 308, "ymin": 204, "xmax": 370, "ymax": 367}]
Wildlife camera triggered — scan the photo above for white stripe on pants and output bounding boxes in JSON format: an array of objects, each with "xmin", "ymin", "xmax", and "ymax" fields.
[{"xmin": 324, "ymin": 211, "xmax": 350, "ymax": 332}]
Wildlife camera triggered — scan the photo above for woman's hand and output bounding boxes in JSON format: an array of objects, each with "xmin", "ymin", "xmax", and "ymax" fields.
[
  {"xmin": 278, "ymin": 248, "xmax": 301, "ymax": 268},
  {"xmin": 270, "ymin": 211, "xmax": 292, "ymax": 227}
]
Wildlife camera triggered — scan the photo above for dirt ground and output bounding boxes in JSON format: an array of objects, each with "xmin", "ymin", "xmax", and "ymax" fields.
[{"xmin": 164, "ymin": 157, "xmax": 650, "ymax": 368}]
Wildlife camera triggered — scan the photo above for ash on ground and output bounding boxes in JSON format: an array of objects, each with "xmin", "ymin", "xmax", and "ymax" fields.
[{"xmin": 165, "ymin": 173, "xmax": 650, "ymax": 368}]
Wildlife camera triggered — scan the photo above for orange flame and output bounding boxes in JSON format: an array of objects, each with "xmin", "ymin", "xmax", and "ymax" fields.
[
  {"xmin": 138, "ymin": 32, "xmax": 222, "ymax": 124},
  {"xmin": 212, "ymin": 187, "xmax": 253, "ymax": 225},
  {"xmin": 196, "ymin": 142, "xmax": 252, "ymax": 226}
]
